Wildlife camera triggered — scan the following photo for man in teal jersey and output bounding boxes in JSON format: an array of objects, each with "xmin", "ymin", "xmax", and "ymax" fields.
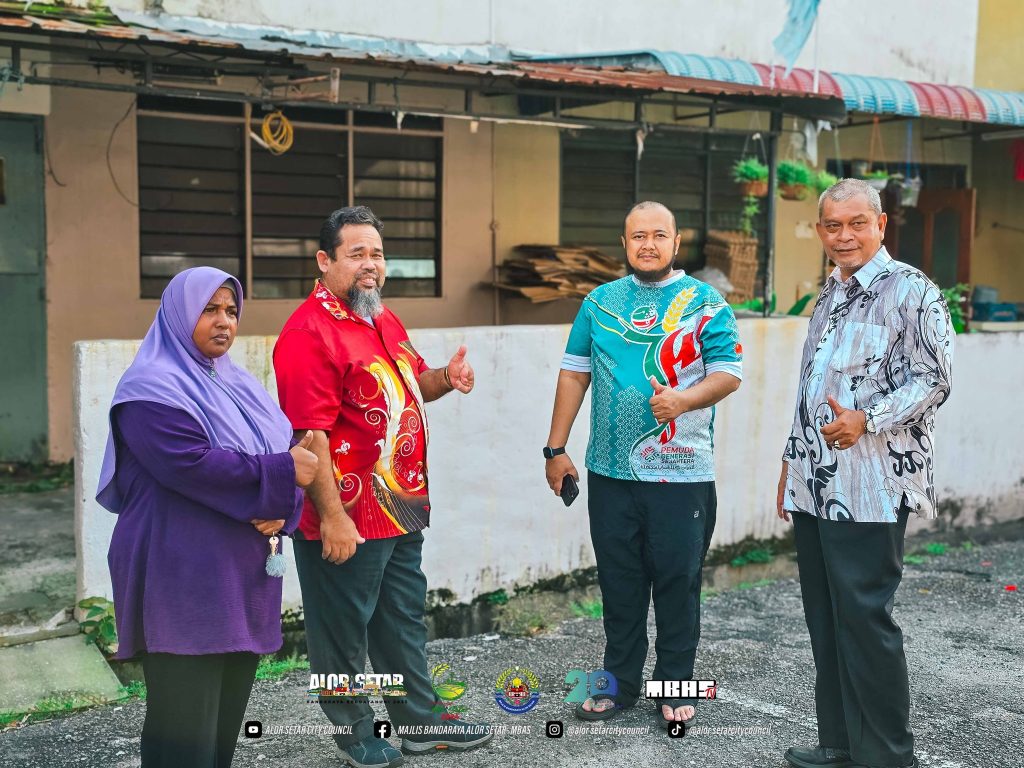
[{"xmin": 544, "ymin": 201, "xmax": 742, "ymax": 727}]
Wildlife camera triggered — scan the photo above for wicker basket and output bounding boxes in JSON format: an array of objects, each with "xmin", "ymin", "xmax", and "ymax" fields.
[{"xmin": 703, "ymin": 231, "xmax": 759, "ymax": 303}]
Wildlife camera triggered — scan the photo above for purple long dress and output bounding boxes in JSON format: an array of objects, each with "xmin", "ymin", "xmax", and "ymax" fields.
[{"xmin": 107, "ymin": 400, "xmax": 302, "ymax": 659}]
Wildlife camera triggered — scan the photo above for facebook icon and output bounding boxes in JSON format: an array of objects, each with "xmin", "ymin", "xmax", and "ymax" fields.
[{"xmin": 374, "ymin": 720, "xmax": 392, "ymax": 738}]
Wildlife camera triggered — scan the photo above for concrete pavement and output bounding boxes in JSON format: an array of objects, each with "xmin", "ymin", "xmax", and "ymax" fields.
[{"xmin": 1, "ymin": 531, "xmax": 1021, "ymax": 767}]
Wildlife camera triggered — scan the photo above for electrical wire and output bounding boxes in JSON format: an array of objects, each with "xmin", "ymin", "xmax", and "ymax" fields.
[
  {"xmin": 260, "ymin": 110, "xmax": 293, "ymax": 155},
  {"xmin": 44, "ymin": 121, "xmax": 65, "ymax": 188},
  {"xmin": 107, "ymin": 99, "xmax": 138, "ymax": 207}
]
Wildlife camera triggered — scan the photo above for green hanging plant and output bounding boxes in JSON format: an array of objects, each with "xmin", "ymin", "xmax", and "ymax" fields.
[
  {"xmin": 732, "ymin": 157, "xmax": 769, "ymax": 183},
  {"xmin": 739, "ymin": 195, "xmax": 760, "ymax": 237},
  {"xmin": 777, "ymin": 160, "xmax": 812, "ymax": 200},
  {"xmin": 733, "ymin": 157, "xmax": 769, "ymax": 198},
  {"xmin": 777, "ymin": 160, "xmax": 813, "ymax": 186},
  {"xmin": 812, "ymin": 170, "xmax": 839, "ymax": 195}
]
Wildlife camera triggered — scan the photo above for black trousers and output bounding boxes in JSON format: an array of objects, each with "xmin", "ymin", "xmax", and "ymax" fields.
[
  {"xmin": 293, "ymin": 530, "xmax": 442, "ymax": 747},
  {"xmin": 587, "ymin": 471, "xmax": 717, "ymax": 704},
  {"xmin": 793, "ymin": 510, "xmax": 915, "ymax": 767},
  {"xmin": 140, "ymin": 651, "xmax": 259, "ymax": 768}
]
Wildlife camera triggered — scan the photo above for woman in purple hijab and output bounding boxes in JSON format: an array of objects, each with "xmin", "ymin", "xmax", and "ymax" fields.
[{"xmin": 97, "ymin": 267, "xmax": 317, "ymax": 768}]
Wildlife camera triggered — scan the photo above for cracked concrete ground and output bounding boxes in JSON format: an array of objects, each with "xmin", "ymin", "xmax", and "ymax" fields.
[
  {"xmin": 2, "ymin": 528, "xmax": 1021, "ymax": 768},
  {"xmin": 0, "ymin": 489, "xmax": 75, "ymax": 628}
]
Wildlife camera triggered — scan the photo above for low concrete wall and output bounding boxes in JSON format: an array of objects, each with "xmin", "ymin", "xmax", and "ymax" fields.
[{"xmin": 74, "ymin": 322, "xmax": 1024, "ymax": 608}]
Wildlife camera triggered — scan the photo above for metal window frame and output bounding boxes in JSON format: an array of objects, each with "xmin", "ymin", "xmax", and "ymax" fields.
[{"xmin": 136, "ymin": 103, "xmax": 444, "ymax": 300}]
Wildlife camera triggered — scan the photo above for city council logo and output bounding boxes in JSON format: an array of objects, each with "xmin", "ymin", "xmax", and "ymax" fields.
[
  {"xmin": 630, "ymin": 305, "xmax": 659, "ymax": 331},
  {"xmin": 494, "ymin": 666, "xmax": 540, "ymax": 714},
  {"xmin": 431, "ymin": 663, "xmax": 469, "ymax": 720}
]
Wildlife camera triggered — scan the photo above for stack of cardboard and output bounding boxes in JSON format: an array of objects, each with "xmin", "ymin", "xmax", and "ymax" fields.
[{"xmin": 494, "ymin": 245, "xmax": 626, "ymax": 302}]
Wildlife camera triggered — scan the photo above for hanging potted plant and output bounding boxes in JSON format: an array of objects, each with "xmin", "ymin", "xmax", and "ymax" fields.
[
  {"xmin": 863, "ymin": 169, "xmax": 891, "ymax": 192},
  {"xmin": 732, "ymin": 157, "xmax": 769, "ymax": 197},
  {"xmin": 896, "ymin": 174, "xmax": 923, "ymax": 207},
  {"xmin": 777, "ymin": 160, "xmax": 812, "ymax": 200},
  {"xmin": 812, "ymin": 170, "xmax": 839, "ymax": 197}
]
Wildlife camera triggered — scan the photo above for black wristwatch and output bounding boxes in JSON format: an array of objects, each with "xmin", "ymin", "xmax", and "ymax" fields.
[{"xmin": 543, "ymin": 446, "xmax": 566, "ymax": 459}]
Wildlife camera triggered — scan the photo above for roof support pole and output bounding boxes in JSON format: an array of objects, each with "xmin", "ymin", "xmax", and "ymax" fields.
[{"xmin": 763, "ymin": 109, "xmax": 782, "ymax": 317}]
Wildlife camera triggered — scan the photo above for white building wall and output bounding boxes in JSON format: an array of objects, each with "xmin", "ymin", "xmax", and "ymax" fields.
[
  {"xmin": 110, "ymin": 0, "xmax": 982, "ymax": 84},
  {"xmin": 75, "ymin": 322, "xmax": 1024, "ymax": 609}
]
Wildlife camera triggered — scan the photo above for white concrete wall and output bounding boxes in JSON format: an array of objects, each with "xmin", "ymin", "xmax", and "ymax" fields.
[
  {"xmin": 74, "ymin": 322, "xmax": 1024, "ymax": 609},
  {"xmin": 130, "ymin": 0, "xmax": 980, "ymax": 84}
]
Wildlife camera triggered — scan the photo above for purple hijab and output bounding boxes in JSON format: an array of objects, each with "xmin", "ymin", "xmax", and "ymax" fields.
[{"xmin": 96, "ymin": 267, "xmax": 293, "ymax": 513}]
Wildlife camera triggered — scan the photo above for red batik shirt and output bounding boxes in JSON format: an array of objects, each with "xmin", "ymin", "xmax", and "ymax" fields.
[{"xmin": 274, "ymin": 281, "xmax": 431, "ymax": 540}]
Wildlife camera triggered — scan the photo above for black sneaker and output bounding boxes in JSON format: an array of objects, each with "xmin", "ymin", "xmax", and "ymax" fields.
[
  {"xmin": 338, "ymin": 736, "xmax": 404, "ymax": 768},
  {"xmin": 400, "ymin": 721, "xmax": 493, "ymax": 754},
  {"xmin": 785, "ymin": 745, "xmax": 855, "ymax": 768}
]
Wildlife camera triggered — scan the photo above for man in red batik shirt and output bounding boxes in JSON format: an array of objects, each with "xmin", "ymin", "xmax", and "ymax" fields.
[{"xmin": 274, "ymin": 207, "xmax": 491, "ymax": 768}]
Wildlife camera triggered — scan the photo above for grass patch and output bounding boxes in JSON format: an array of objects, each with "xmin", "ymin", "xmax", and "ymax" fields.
[
  {"xmin": 119, "ymin": 680, "xmax": 147, "ymax": 700},
  {"xmin": 570, "ymin": 599, "xmax": 603, "ymax": 619},
  {"xmin": 0, "ymin": 461, "xmax": 74, "ymax": 494},
  {"xmin": 1, "ymin": 691, "xmax": 110, "ymax": 728},
  {"xmin": 479, "ymin": 589, "xmax": 509, "ymax": 606},
  {"xmin": 906, "ymin": 540, "xmax": 954, "ymax": 565},
  {"xmin": 700, "ymin": 588, "xmax": 719, "ymax": 603},
  {"xmin": 730, "ymin": 548, "xmax": 775, "ymax": 568},
  {"xmin": 523, "ymin": 614, "xmax": 547, "ymax": 635},
  {"xmin": 706, "ymin": 532, "xmax": 794, "ymax": 568},
  {"xmin": 255, "ymin": 654, "xmax": 309, "ymax": 681}
]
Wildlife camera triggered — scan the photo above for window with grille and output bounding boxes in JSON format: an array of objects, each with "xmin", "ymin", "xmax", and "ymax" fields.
[
  {"xmin": 137, "ymin": 115, "xmax": 244, "ymax": 299},
  {"xmin": 560, "ymin": 130, "xmax": 766, "ymax": 273},
  {"xmin": 137, "ymin": 96, "xmax": 442, "ymax": 299}
]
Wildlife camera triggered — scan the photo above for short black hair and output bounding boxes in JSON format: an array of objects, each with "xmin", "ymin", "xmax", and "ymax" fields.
[{"xmin": 319, "ymin": 206, "xmax": 384, "ymax": 259}]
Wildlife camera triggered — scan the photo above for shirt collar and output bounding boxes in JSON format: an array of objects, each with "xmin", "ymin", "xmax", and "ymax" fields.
[
  {"xmin": 828, "ymin": 246, "xmax": 892, "ymax": 289},
  {"xmin": 630, "ymin": 269, "xmax": 687, "ymax": 289}
]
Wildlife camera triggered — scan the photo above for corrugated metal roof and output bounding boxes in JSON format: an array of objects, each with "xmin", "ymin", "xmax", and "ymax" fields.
[
  {"xmin": 528, "ymin": 50, "xmax": 1024, "ymax": 126},
  {"xmin": 0, "ymin": 10, "xmax": 843, "ymax": 117},
  {"xmin": 2, "ymin": 10, "xmax": 1020, "ymax": 125}
]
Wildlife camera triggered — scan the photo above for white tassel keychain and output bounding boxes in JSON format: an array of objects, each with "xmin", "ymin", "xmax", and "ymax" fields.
[{"xmin": 266, "ymin": 534, "xmax": 287, "ymax": 577}]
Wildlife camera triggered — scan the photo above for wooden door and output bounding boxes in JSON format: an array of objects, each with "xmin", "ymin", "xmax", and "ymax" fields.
[{"xmin": 886, "ymin": 188, "xmax": 975, "ymax": 287}]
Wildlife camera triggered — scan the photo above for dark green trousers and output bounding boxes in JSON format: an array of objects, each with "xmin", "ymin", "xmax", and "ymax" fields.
[
  {"xmin": 793, "ymin": 510, "xmax": 915, "ymax": 767},
  {"xmin": 293, "ymin": 530, "xmax": 443, "ymax": 747},
  {"xmin": 587, "ymin": 471, "xmax": 717, "ymax": 704}
]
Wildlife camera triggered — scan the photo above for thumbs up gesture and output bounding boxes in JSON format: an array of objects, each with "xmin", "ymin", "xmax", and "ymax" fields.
[
  {"xmin": 819, "ymin": 396, "xmax": 868, "ymax": 451},
  {"xmin": 649, "ymin": 376, "xmax": 690, "ymax": 425},
  {"xmin": 289, "ymin": 430, "xmax": 319, "ymax": 488},
  {"xmin": 446, "ymin": 344, "xmax": 475, "ymax": 394}
]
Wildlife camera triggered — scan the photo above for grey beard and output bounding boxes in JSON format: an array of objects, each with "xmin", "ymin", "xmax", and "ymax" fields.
[{"xmin": 347, "ymin": 284, "xmax": 384, "ymax": 318}]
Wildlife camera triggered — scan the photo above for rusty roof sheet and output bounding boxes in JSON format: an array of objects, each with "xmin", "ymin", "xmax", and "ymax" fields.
[{"xmin": 0, "ymin": 9, "xmax": 844, "ymax": 119}]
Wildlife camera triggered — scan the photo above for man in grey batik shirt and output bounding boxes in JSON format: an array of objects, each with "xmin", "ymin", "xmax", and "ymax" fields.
[{"xmin": 776, "ymin": 179, "xmax": 953, "ymax": 768}]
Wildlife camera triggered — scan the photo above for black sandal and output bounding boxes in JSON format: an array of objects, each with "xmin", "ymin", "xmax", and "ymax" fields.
[{"xmin": 574, "ymin": 694, "xmax": 620, "ymax": 721}]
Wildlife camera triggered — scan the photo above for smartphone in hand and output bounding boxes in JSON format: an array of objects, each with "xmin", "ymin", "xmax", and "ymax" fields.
[{"xmin": 560, "ymin": 475, "xmax": 579, "ymax": 506}]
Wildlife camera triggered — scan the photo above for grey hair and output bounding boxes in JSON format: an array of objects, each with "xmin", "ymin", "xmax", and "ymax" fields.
[
  {"xmin": 624, "ymin": 200, "xmax": 677, "ymax": 234},
  {"xmin": 817, "ymin": 178, "xmax": 883, "ymax": 219}
]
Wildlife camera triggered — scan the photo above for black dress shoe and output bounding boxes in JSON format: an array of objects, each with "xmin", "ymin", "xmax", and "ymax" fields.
[
  {"xmin": 785, "ymin": 745, "xmax": 855, "ymax": 768},
  {"xmin": 849, "ymin": 758, "xmax": 918, "ymax": 768}
]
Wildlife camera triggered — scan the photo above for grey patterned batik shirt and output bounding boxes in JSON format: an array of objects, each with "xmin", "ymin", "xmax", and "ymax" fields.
[{"xmin": 783, "ymin": 247, "xmax": 954, "ymax": 523}]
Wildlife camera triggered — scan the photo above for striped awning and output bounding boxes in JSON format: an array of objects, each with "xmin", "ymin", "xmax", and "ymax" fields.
[{"xmin": 523, "ymin": 51, "xmax": 1024, "ymax": 126}]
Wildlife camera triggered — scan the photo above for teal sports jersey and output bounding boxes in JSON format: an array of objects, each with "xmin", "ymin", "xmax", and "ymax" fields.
[{"xmin": 562, "ymin": 271, "xmax": 743, "ymax": 482}]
